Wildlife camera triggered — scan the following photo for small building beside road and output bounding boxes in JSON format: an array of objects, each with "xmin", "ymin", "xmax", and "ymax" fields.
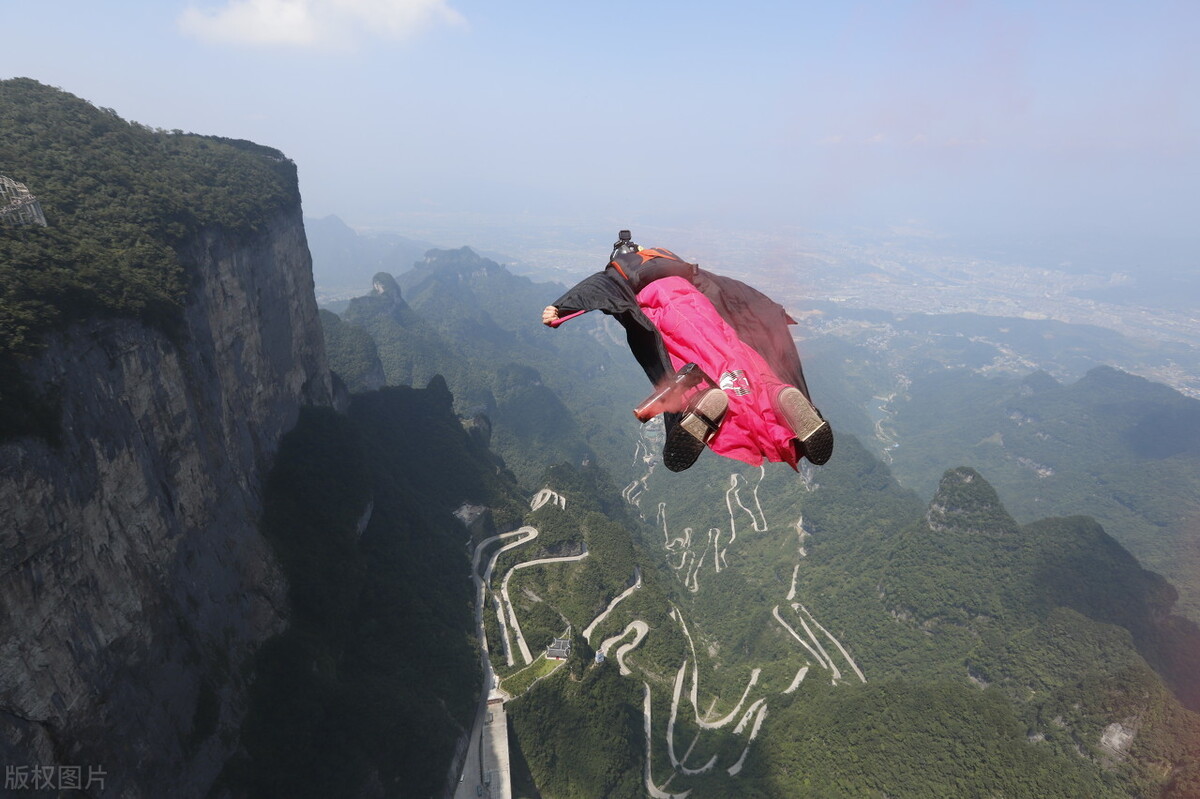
[{"xmin": 546, "ymin": 638, "xmax": 571, "ymax": 660}]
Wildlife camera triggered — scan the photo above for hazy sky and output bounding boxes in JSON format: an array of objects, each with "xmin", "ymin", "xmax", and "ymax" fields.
[{"xmin": 4, "ymin": 1, "xmax": 1197, "ymax": 246}]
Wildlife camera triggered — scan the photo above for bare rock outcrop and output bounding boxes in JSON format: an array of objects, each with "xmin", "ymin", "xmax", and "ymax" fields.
[{"xmin": 0, "ymin": 207, "xmax": 329, "ymax": 797}]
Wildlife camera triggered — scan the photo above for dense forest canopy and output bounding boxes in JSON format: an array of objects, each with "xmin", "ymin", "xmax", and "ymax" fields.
[{"xmin": 0, "ymin": 78, "xmax": 300, "ymax": 357}]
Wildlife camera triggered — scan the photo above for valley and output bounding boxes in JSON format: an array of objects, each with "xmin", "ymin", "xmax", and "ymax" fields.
[
  {"xmin": 467, "ymin": 466, "xmax": 869, "ymax": 799},
  {"xmin": 306, "ymin": 225, "xmax": 1200, "ymax": 798}
]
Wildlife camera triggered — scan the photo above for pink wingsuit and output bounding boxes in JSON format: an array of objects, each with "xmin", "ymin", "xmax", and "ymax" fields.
[{"xmin": 637, "ymin": 277, "xmax": 801, "ymax": 469}]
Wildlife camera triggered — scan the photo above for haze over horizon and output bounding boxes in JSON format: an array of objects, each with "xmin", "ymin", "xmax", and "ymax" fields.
[{"xmin": 4, "ymin": 1, "xmax": 1197, "ymax": 267}]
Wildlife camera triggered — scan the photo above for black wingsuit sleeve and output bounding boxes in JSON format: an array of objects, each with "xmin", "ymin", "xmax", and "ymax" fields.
[{"xmin": 551, "ymin": 268, "xmax": 676, "ymax": 387}]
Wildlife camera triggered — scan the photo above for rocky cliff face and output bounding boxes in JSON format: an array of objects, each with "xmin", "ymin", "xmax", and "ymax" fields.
[{"xmin": 0, "ymin": 207, "xmax": 329, "ymax": 796}]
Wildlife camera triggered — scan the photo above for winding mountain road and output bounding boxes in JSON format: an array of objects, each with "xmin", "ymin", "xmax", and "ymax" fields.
[
  {"xmin": 599, "ymin": 620, "xmax": 649, "ymax": 676},
  {"xmin": 457, "ymin": 526, "xmax": 539, "ymax": 799},
  {"xmin": 500, "ymin": 549, "xmax": 590, "ymax": 665},
  {"xmin": 582, "ymin": 566, "xmax": 642, "ymax": 643},
  {"xmin": 456, "ymin": 487, "xmax": 591, "ymax": 797}
]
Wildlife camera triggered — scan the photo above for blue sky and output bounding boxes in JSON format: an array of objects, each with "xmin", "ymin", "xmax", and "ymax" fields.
[{"xmin": 3, "ymin": 1, "xmax": 1197, "ymax": 247}]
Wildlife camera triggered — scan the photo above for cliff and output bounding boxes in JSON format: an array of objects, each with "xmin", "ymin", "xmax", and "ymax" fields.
[{"xmin": 0, "ymin": 205, "xmax": 330, "ymax": 795}]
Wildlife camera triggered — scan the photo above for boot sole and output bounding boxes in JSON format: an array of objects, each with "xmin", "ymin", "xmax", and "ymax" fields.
[
  {"xmin": 663, "ymin": 389, "xmax": 728, "ymax": 472},
  {"xmin": 777, "ymin": 387, "xmax": 834, "ymax": 465}
]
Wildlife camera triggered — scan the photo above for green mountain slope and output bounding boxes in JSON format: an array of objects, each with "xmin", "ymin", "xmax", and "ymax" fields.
[
  {"xmin": 880, "ymin": 365, "xmax": 1200, "ymax": 625},
  {"xmin": 329, "ymin": 248, "xmax": 655, "ymax": 486},
  {"xmin": 802, "ymin": 307, "xmax": 1200, "ymax": 625},
  {"xmin": 0, "ymin": 79, "xmax": 302, "ymax": 440},
  {"xmin": 318, "ymin": 231, "xmax": 1200, "ymax": 797},
  {"xmin": 614, "ymin": 448, "xmax": 1200, "ymax": 797},
  {"xmin": 456, "ymin": 415, "xmax": 1197, "ymax": 797},
  {"xmin": 756, "ymin": 679, "xmax": 1118, "ymax": 798},
  {"xmin": 337, "ymin": 269, "xmax": 595, "ymax": 484},
  {"xmin": 318, "ymin": 308, "xmax": 385, "ymax": 392},
  {"xmin": 0, "ymin": 78, "xmax": 297, "ymax": 358},
  {"xmin": 489, "ymin": 464, "xmax": 686, "ymax": 799}
]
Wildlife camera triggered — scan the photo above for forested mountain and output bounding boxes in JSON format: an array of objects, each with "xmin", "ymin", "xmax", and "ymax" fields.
[
  {"xmin": 805, "ymin": 314, "xmax": 1200, "ymax": 625},
  {"xmin": 887, "ymin": 365, "xmax": 1200, "ymax": 623},
  {"xmin": 0, "ymin": 78, "xmax": 302, "ymax": 440},
  {"xmin": 319, "ymin": 244, "xmax": 1200, "ymax": 798},
  {"xmin": 328, "ymin": 247, "xmax": 651, "ymax": 485},
  {"xmin": 318, "ymin": 308, "xmax": 386, "ymax": 392},
  {"xmin": 559, "ymin": 456, "xmax": 1200, "ymax": 796}
]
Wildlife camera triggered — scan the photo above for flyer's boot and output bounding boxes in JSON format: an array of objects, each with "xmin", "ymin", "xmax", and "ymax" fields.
[
  {"xmin": 775, "ymin": 386, "xmax": 834, "ymax": 465},
  {"xmin": 663, "ymin": 387, "xmax": 728, "ymax": 472}
]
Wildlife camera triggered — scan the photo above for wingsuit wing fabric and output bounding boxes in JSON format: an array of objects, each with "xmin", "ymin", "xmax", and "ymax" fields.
[
  {"xmin": 692, "ymin": 270, "xmax": 811, "ymax": 399},
  {"xmin": 636, "ymin": 277, "xmax": 800, "ymax": 468}
]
